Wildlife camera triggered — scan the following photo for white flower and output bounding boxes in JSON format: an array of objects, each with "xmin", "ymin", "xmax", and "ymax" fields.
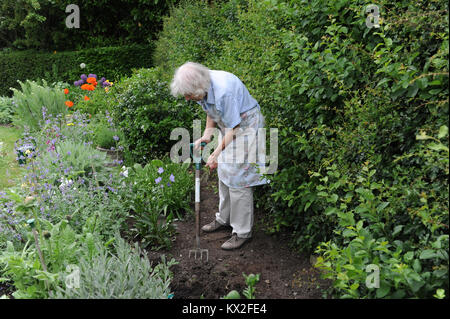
[
  {"xmin": 120, "ymin": 166, "xmax": 129, "ymax": 178},
  {"xmin": 59, "ymin": 178, "xmax": 73, "ymax": 191},
  {"xmin": 80, "ymin": 63, "xmax": 86, "ymax": 69}
]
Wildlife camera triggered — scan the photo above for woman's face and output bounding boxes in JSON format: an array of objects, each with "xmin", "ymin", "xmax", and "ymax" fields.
[{"xmin": 184, "ymin": 93, "xmax": 204, "ymax": 101}]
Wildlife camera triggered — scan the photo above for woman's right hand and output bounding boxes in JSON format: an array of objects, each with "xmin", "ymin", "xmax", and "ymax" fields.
[{"xmin": 194, "ymin": 136, "xmax": 210, "ymax": 150}]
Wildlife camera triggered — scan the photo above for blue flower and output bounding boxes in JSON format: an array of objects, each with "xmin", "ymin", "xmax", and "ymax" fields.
[
  {"xmin": 158, "ymin": 167, "xmax": 164, "ymax": 174},
  {"xmin": 169, "ymin": 174, "xmax": 175, "ymax": 182},
  {"xmin": 155, "ymin": 177, "xmax": 162, "ymax": 184}
]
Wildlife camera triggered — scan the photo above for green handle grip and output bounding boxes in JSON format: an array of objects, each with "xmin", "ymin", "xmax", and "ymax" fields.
[{"xmin": 190, "ymin": 142, "xmax": 207, "ymax": 170}]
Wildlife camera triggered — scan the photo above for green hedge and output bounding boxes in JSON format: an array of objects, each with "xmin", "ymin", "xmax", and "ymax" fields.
[
  {"xmin": 0, "ymin": 44, "xmax": 154, "ymax": 96},
  {"xmin": 152, "ymin": 0, "xmax": 449, "ymax": 299},
  {"xmin": 109, "ymin": 67, "xmax": 203, "ymax": 164}
]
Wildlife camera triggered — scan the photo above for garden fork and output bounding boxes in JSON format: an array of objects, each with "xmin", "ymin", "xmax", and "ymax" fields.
[{"xmin": 188, "ymin": 142, "xmax": 209, "ymax": 262}]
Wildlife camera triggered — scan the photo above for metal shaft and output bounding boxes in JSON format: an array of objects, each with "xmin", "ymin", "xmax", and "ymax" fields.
[{"xmin": 195, "ymin": 168, "xmax": 200, "ymax": 248}]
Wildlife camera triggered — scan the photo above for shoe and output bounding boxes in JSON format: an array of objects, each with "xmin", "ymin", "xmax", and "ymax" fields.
[
  {"xmin": 221, "ymin": 233, "xmax": 250, "ymax": 250},
  {"xmin": 201, "ymin": 220, "xmax": 227, "ymax": 233}
]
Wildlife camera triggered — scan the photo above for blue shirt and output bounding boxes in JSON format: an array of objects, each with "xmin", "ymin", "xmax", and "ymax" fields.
[{"xmin": 197, "ymin": 70, "xmax": 259, "ymax": 128}]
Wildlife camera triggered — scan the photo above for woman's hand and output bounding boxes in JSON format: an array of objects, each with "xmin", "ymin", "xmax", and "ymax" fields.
[
  {"xmin": 206, "ymin": 150, "xmax": 219, "ymax": 170},
  {"xmin": 194, "ymin": 135, "xmax": 211, "ymax": 150}
]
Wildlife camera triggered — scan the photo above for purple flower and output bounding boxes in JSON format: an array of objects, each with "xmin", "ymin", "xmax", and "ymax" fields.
[
  {"xmin": 113, "ymin": 135, "xmax": 119, "ymax": 141},
  {"xmin": 167, "ymin": 182, "xmax": 171, "ymax": 187},
  {"xmin": 80, "ymin": 74, "xmax": 87, "ymax": 81},
  {"xmin": 88, "ymin": 74, "xmax": 97, "ymax": 79},
  {"xmin": 158, "ymin": 167, "xmax": 164, "ymax": 174},
  {"xmin": 169, "ymin": 174, "xmax": 175, "ymax": 182},
  {"xmin": 67, "ymin": 151, "xmax": 71, "ymax": 156},
  {"xmin": 155, "ymin": 177, "xmax": 162, "ymax": 184}
]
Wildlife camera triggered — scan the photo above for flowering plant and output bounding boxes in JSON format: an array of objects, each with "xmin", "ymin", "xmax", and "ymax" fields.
[
  {"xmin": 74, "ymin": 73, "xmax": 113, "ymax": 90},
  {"xmin": 124, "ymin": 159, "xmax": 193, "ymax": 250}
]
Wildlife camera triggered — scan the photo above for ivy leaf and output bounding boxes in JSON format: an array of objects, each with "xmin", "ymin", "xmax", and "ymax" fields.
[
  {"xmin": 419, "ymin": 250, "xmax": 436, "ymax": 259},
  {"xmin": 376, "ymin": 281, "xmax": 390, "ymax": 298},
  {"xmin": 438, "ymin": 125, "xmax": 448, "ymax": 139}
]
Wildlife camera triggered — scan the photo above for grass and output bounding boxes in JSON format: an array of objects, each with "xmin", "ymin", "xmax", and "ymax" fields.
[{"xmin": 0, "ymin": 124, "xmax": 25, "ymax": 190}]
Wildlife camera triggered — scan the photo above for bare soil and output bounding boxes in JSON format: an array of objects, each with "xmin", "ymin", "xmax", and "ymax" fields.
[{"xmin": 146, "ymin": 171, "xmax": 331, "ymax": 299}]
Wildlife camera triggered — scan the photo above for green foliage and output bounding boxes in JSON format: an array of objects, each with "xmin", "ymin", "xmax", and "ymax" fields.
[
  {"xmin": 39, "ymin": 139, "xmax": 108, "ymax": 182},
  {"xmin": 222, "ymin": 273, "xmax": 260, "ymax": 299},
  {"xmin": 153, "ymin": 0, "xmax": 245, "ymax": 82},
  {"xmin": 242, "ymin": 273, "xmax": 260, "ymax": 299},
  {"xmin": 11, "ymin": 80, "xmax": 68, "ymax": 132},
  {"xmin": 0, "ymin": 44, "xmax": 154, "ymax": 97},
  {"xmin": 0, "ymin": 219, "xmax": 93, "ymax": 299},
  {"xmin": 0, "ymin": 0, "xmax": 176, "ymax": 50},
  {"xmin": 50, "ymin": 235, "xmax": 177, "ymax": 299},
  {"xmin": 154, "ymin": 0, "xmax": 449, "ymax": 298},
  {"xmin": 313, "ymin": 127, "xmax": 448, "ymax": 298},
  {"xmin": 110, "ymin": 67, "xmax": 201, "ymax": 164},
  {"xmin": 125, "ymin": 159, "xmax": 194, "ymax": 250},
  {"xmin": 88, "ymin": 116, "xmax": 124, "ymax": 150},
  {"xmin": 0, "ymin": 96, "xmax": 15, "ymax": 124}
]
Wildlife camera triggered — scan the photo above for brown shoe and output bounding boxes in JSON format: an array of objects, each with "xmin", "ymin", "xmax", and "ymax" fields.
[
  {"xmin": 201, "ymin": 220, "xmax": 227, "ymax": 233},
  {"xmin": 221, "ymin": 233, "xmax": 250, "ymax": 250}
]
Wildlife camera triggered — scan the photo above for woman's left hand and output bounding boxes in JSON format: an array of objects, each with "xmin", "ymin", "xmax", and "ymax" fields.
[{"xmin": 206, "ymin": 151, "xmax": 219, "ymax": 170}]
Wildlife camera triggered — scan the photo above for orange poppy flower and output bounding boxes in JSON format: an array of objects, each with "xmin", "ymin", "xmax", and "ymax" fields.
[
  {"xmin": 64, "ymin": 88, "xmax": 69, "ymax": 94},
  {"xmin": 81, "ymin": 84, "xmax": 95, "ymax": 91},
  {"xmin": 84, "ymin": 95, "xmax": 90, "ymax": 101},
  {"xmin": 65, "ymin": 101, "xmax": 74, "ymax": 107},
  {"xmin": 86, "ymin": 77, "xmax": 97, "ymax": 84}
]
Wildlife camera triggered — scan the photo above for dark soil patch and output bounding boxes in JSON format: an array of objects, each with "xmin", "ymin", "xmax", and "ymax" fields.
[
  {"xmin": 146, "ymin": 171, "xmax": 331, "ymax": 299},
  {"xmin": 0, "ymin": 282, "xmax": 15, "ymax": 298}
]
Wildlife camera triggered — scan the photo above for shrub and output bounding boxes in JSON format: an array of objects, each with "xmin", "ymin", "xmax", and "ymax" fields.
[
  {"xmin": 153, "ymin": 0, "xmax": 245, "ymax": 82},
  {"xmin": 0, "ymin": 45, "xmax": 154, "ymax": 97},
  {"xmin": 125, "ymin": 159, "xmax": 194, "ymax": 250},
  {"xmin": 0, "ymin": 97, "xmax": 15, "ymax": 124},
  {"xmin": 153, "ymin": 0, "xmax": 449, "ymax": 298},
  {"xmin": 11, "ymin": 80, "xmax": 68, "ymax": 132},
  {"xmin": 110, "ymin": 67, "xmax": 201, "ymax": 164},
  {"xmin": 50, "ymin": 235, "xmax": 177, "ymax": 299}
]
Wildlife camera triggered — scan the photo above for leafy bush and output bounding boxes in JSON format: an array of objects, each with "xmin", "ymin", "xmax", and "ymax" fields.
[
  {"xmin": 0, "ymin": 0, "xmax": 175, "ymax": 51},
  {"xmin": 0, "ymin": 219, "xmax": 95, "ymax": 299},
  {"xmin": 0, "ymin": 45, "xmax": 154, "ymax": 97},
  {"xmin": 153, "ymin": 0, "xmax": 449, "ymax": 298},
  {"xmin": 50, "ymin": 235, "xmax": 177, "ymax": 299},
  {"xmin": 88, "ymin": 115, "xmax": 124, "ymax": 150},
  {"xmin": 0, "ymin": 96, "xmax": 15, "ymax": 124},
  {"xmin": 153, "ymin": 0, "xmax": 245, "ymax": 82},
  {"xmin": 11, "ymin": 80, "xmax": 68, "ymax": 132},
  {"xmin": 125, "ymin": 159, "xmax": 194, "ymax": 250},
  {"xmin": 110, "ymin": 67, "xmax": 201, "ymax": 164},
  {"xmin": 38, "ymin": 139, "xmax": 108, "ymax": 182}
]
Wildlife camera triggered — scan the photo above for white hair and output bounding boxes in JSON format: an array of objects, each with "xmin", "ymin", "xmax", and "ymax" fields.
[{"xmin": 170, "ymin": 62, "xmax": 211, "ymax": 97}]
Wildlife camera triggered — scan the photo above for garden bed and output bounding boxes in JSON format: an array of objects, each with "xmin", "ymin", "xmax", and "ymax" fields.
[{"xmin": 145, "ymin": 174, "xmax": 331, "ymax": 299}]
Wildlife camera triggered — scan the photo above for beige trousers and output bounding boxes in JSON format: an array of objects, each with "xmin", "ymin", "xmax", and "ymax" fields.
[{"xmin": 215, "ymin": 179, "xmax": 254, "ymax": 238}]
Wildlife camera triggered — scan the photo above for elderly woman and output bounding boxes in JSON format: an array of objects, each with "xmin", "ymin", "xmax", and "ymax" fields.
[{"xmin": 170, "ymin": 62, "xmax": 268, "ymax": 250}]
